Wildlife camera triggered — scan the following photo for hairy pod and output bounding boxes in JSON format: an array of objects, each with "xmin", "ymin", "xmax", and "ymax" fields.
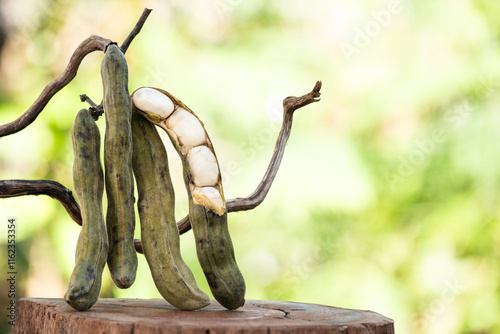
[
  {"xmin": 65, "ymin": 109, "xmax": 108, "ymax": 311},
  {"xmin": 132, "ymin": 87, "xmax": 246, "ymax": 310},
  {"xmin": 131, "ymin": 111, "xmax": 210, "ymax": 310},
  {"xmin": 101, "ymin": 44, "xmax": 137, "ymax": 288}
]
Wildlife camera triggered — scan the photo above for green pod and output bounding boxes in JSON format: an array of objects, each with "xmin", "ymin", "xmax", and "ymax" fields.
[
  {"xmin": 65, "ymin": 109, "xmax": 108, "ymax": 311},
  {"xmin": 131, "ymin": 87, "xmax": 246, "ymax": 310},
  {"xmin": 131, "ymin": 111, "xmax": 210, "ymax": 310},
  {"xmin": 101, "ymin": 44, "xmax": 137, "ymax": 289},
  {"xmin": 181, "ymin": 153, "xmax": 246, "ymax": 310},
  {"xmin": 189, "ymin": 204, "xmax": 245, "ymax": 309}
]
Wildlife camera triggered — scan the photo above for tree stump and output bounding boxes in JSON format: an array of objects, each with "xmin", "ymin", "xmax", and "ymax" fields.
[{"xmin": 13, "ymin": 298, "xmax": 394, "ymax": 334}]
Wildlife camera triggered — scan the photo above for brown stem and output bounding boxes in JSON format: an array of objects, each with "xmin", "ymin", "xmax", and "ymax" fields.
[
  {"xmin": 120, "ymin": 8, "xmax": 152, "ymax": 54},
  {"xmin": 0, "ymin": 180, "xmax": 82, "ymax": 225},
  {"xmin": 0, "ymin": 8, "xmax": 153, "ymax": 137},
  {"xmin": 0, "ymin": 35, "xmax": 111, "ymax": 137},
  {"xmin": 134, "ymin": 81, "xmax": 322, "ymax": 253}
]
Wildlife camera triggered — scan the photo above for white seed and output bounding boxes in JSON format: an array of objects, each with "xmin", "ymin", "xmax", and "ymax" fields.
[
  {"xmin": 187, "ymin": 146, "xmax": 219, "ymax": 187},
  {"xmin": 132, "ymin": 88, "xmax": 175, "ymax": 122},
  {"xmin": 166, "ymin": 108, "xmax": 206, "ymax": 147},
  {"xmin": 192, "ymin": 187, "xmax": 224, "ymax": 213}
]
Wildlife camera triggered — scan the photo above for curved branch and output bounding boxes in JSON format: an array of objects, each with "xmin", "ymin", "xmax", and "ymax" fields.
[
  {"xmin": 0, "ymin": 35, "xmax": 111, "ymax": 137},
  {"xmin": 0, "ymin": 179, "xmax": 82, "ymax": 225},
  {"xmin": 0, "ymin": 8, "xmax": 153, "ymax": 137},
  {"xmin": 134, "ymin": 81, "xmax": 322, "ymax": 253}
]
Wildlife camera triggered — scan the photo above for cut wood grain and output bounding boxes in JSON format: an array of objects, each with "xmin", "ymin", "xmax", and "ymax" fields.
[{"xmin": 13, "ymin": 298, "xmax": 394, "ymax": 334}]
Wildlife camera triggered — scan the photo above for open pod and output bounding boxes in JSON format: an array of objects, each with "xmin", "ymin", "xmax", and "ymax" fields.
[
  {"xmin": 132, "ymin": 87, "xmax": 227, "ymax": 216},
  {"xmin": 132, "ymin": 87, "xmax": 245, "ymax": 310}
]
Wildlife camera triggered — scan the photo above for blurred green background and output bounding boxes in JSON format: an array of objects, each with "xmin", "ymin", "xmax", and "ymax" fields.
[{"xmin": 1, "ymin": 0, "xmax": 499, "ymax": 333}]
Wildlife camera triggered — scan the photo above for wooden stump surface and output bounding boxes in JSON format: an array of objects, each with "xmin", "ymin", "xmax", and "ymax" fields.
[{"xmin": 13, "ymin": 298, "xmax": 394, "ymax": 334}]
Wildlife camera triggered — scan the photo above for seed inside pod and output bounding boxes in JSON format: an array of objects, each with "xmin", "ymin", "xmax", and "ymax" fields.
[
  {"xmin": 166, "ymin": 108, "xmax": 207, "ymax": 147},
  {"xmin": 132, "ymin": 88, "xmax": 175, "ymax": 122},
  {"xmin": 187, "ymin": 146, "xmax": 219, "ymax": 187},
  {"xmin": 192, "ymin": 186, "xmax": 224, "ymax": 214}
]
